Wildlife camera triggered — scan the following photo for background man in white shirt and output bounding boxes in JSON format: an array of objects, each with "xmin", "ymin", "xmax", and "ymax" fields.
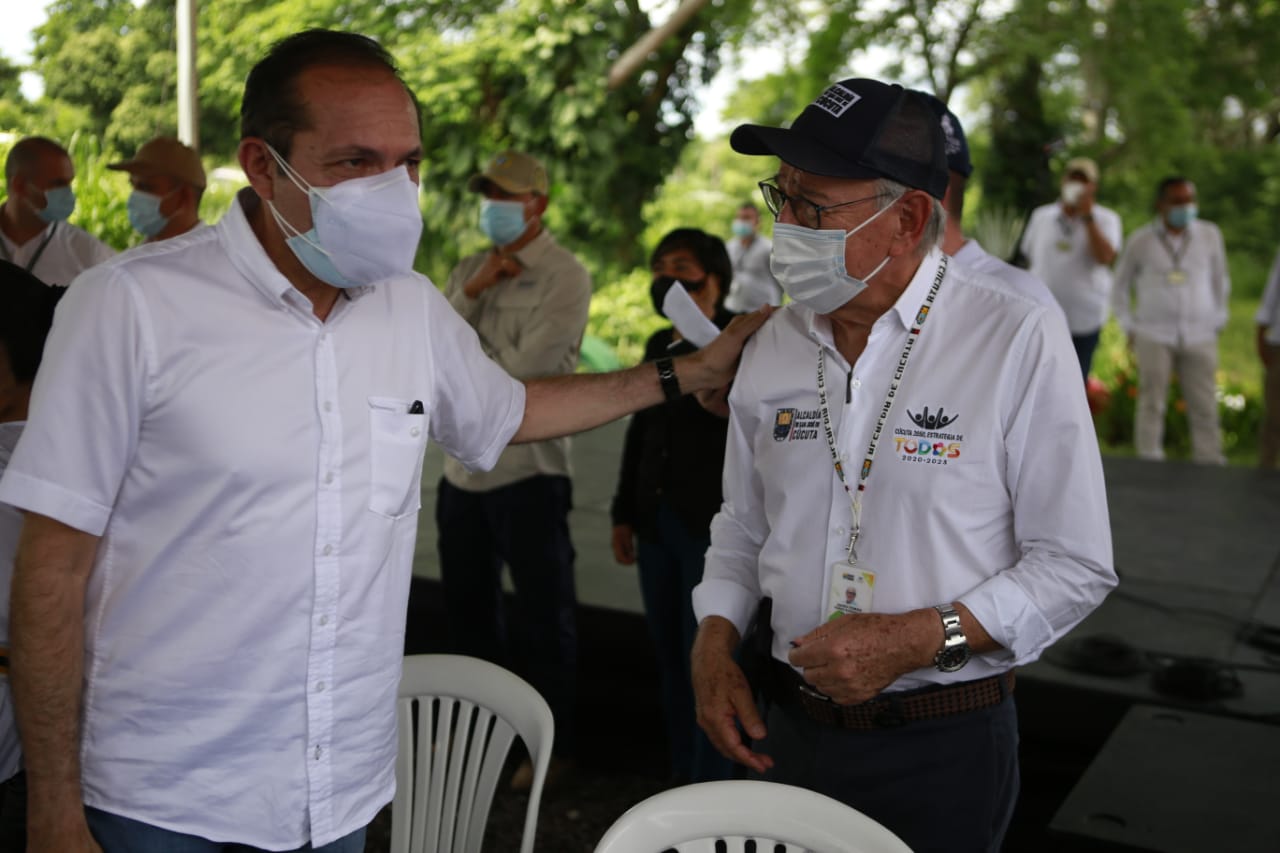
[
  {"xmin": 0, "ymin": 137, "xmax": 114, "ymax": 286},
  {"xmin": 0, "ymin": 29, "xmax": 767, "ymax": 853},
  {"xmin": 0, "ymin": 260, "xmax": 65, "ymax": 851},
  {"xmin": 690, "ymin": 78, "xmax": 1115, "ymax": 852},
  {"xmin": 921, "ymin": 93, "xmax": 1061, "ymax": 313},
  {"xmin": 107, "ymin": 136, "xmax": 207, "ymax": 242},
  {"xmin": 1019, "ymin": 156, "xmax": 1122, "ymax": 379},
  {"xmin": 725, "ymin": 202, "xmax": 783, "ymax": 312},
  {"xmin": 1258, "ymin": 248, "xmax": 1280, "ymax": 469},
  {"xmin": 438, "ymin": 150, "xmax": 592, "ymax": 787},
  {"xmin": 1113, "ymin": 177, "xmax": 1230, "ymax": 465}
]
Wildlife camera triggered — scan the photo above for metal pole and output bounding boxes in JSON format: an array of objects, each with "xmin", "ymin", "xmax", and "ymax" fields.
[{"xmin": 176, "ymin": 0, "xmax": 198, "ymax": 149}]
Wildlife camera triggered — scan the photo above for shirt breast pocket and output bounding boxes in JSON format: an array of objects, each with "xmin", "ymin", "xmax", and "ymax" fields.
[{"xmin": 368, "ymin": 396, "xmax": 429, "ymax": 519}]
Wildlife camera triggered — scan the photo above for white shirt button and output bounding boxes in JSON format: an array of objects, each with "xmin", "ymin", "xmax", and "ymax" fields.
[
  {"xmin": 851, "ymin": 378, "xmax": 862, "ymax": 389},
  {"xmin": 323, "ymin": 401, "xmax": 333, "ymax": 412},
  {"xmin": 410, "ymin": 427, "xmax": 421, "ymax": 437},
  {"xmin": 837, "ymin": 526, "xmax": 847, "ymax": 537},
  {"xmin": 316, "ymin": 682, "xmax": 325, "ymax": 692},
  {"xmin": 324, "ymin": 472, "xmax": 334, "ymax": 484},
  {"xmin": 319, "ymin": 615, "xmax": 329, "ymax": 627},
  {"xmin": 322, "ymin": 544, "xmax": 333, "ymax": 556}
]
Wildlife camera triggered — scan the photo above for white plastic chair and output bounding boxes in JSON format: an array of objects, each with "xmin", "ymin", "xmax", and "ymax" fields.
[
  {"xmin": 592, "ymin": 780, "xmax": 913, "ymax": 853},
  {"xmin": 391, "ymin": 654, "xmax": 554, "ymax": 853}
]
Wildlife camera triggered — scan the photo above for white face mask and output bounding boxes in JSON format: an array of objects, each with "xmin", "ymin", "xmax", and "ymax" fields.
[
  {"xmin": 265, "ymin": 144, "xmax": 423, "ymax": 288},
  {"xmin": 769, "ymin": 202, "xmax": 893, "ymax": 314}
]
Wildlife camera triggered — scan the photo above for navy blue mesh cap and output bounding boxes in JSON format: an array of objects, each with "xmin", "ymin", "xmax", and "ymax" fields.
[
  {"xmin": 917, "ymin": 92, "xmax": 972, "ymax": 178},
  {"xmin": 730, "ymin": 79, "xmax": 949, "ymax": 200}
]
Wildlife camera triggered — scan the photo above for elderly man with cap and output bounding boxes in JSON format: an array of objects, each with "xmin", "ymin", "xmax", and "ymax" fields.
[
  {"xmin": 689, "ymin": 78, "xmax": 1116, "ymax": 852},
  {"xmin": 108, "ymin": 137, "xmax": 207, "ymax": 242},
  {"xmin": 0, "ymin": 137, "xmax": 114, "ymax": 286},
  {"xmin": 1019, "ymin": 155, "xmax": 1123, "ymax": 379},
  {"xmin": 437, "ymin": 149, "xmax": 591, "ymax": 788}
]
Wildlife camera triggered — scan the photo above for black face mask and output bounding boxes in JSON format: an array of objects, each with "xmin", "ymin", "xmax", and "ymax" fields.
[{"xmin": 650, "ymin": 274, "xmax": 707, "ymax": 318}]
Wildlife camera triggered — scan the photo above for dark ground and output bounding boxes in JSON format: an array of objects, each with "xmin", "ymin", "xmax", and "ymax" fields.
[{"xmin": 365, "ymin": 578, "xmax": 1133, "ymax": 852}]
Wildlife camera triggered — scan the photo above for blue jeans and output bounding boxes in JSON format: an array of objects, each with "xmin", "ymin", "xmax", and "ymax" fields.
[
  {"xmin": 1072, "ymin": 328, "xmax": 1102, "ymax": 380},
  {"xmin": 436, "ymin": 474, "xmax": 578, "ymax": 754},
  {"xmin": 86, "ymin": 808, "xmax": 366, "ymax": 852},
  {"xmin": 636, "ymin": 502, "xmax": 732, "ymax": 783}
]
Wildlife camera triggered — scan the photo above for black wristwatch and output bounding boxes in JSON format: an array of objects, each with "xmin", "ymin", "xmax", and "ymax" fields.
[
  {"xmin": 933, "ymin": 604, "xmax": 971, "ymax": 672},
  {"xmin": 655, "ymin": 356, "xmax": 682, "ymax": 401}
]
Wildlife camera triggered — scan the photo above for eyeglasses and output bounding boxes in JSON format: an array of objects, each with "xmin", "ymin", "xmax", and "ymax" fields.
[{"xmin": 757, "ymin": 180, "xmax": 884, "ymax": 230}]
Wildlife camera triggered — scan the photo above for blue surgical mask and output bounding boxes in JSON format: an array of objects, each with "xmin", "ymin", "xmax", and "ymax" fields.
[
  {"xmin": 127, "ymin": 190, "xmax": 173, "ymax": 237},
  {"xmin": 731, "ymin": 219, "xmax": 754, "ymax": 238},
  {"xmin": 479, "ymin": 198, "xmax": 528, "ymax": 246},
  {"xmin": 1166, "ymin": 203, "xmax": 1197, "ymax": 230},
  {"xmin": 37, "ymin": 186, "xmax": 76, "ymax": 223},
  {"xmin": 265, "ymin": 144, "xmax": 423, "ymax": 289},
  {"xmin": 769, "ymin": 203, "xmax": 893, "ymax": 314}
]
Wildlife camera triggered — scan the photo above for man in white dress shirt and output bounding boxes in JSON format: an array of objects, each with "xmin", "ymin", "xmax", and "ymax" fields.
[
  {"xmin": 1019, "ymin": 156, "xmax": 1122, "ymax": 379},
  {"xmin": 1113, "ymin": 177, "xmax": 1230, "ymax": 464},
  {"xmin": 0, "ymin": 30, "xmax": 767, "ymax": 853},
  {"xmin": 725, "ymin": 202, "xmax": 783, "ymax": 312},
  {"xmin": 0, "ymin": 137, "xmax": 114, "ymax": 285},
  {"xmin": 1258, "ymin": 248, "xmax": 1280, "ymax": 469},
  {"xmin": 689, "ymin": 78, "xmax": 1115, "ymax": 852}
]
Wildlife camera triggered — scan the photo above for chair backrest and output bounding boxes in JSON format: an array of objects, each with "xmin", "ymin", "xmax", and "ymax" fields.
[
  {"xmin": 391, "ymin": 654, "xmax": 554, "ymax": 853},
  {"xmin": 592, "ymin": 780, "xmax": 913, "ymax": 853}
]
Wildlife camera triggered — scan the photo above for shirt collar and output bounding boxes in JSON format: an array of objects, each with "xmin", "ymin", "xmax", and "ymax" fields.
[
  {"xmin": 887, "ymin": 247, "xmax": 947, "ymax": 331},
  {"xmin": 803, "ymin": 248, "xmax": 946, "ymax": 347},
  {"xmin": 0, "ymin": 219, "xmax": 53, "ymax": 251},
  {"xmin": 218, "ymin": 188, "xmax": 375, "ymax": 307},
  {"xmin": 508, "ymin": 227, "xmax": 555, "ymax": 266}
]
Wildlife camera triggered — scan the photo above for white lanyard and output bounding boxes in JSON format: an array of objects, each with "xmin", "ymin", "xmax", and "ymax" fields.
[
  {"xmin": 817, "ymin": 254, "xmax": 948, "ymax": 562},
  {"xmin": 1157, "ymin": 228, "xmax": 1191, "ymax": 270}
]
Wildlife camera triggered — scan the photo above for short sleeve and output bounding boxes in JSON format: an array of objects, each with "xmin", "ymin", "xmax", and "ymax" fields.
[{"xmin": 419, "ymin": 285, "xmax": 525, "ymax": 472}]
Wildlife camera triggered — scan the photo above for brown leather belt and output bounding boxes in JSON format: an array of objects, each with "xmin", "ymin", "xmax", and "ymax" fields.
[{"xmin": 772, "ymin": 660, "xmax": 1014, "ymax": 730}]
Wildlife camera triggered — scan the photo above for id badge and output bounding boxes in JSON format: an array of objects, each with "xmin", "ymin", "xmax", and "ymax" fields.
[
  {"xmin": 1055, "ymin": 240, "xmax": 1072, "ymax": 252},
  {"xmin": 826, "ymin": 560, "xmax": 876, "ymax": 621},
  {"xmin": 1167, "ymin": 270, "xmax": 1187, "ymax": 285}
]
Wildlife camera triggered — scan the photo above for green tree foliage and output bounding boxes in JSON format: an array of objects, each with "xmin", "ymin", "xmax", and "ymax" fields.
[
  {"xmin": 8, "ymin": 1, "xmax": 1280, "ymax": 394},
  {"xmin": 393, "ymin": 0, "xmax": 752, "ymax": 281}
]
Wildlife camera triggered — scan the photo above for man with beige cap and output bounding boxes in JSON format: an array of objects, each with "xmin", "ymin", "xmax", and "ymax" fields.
[
  {"xmin": 108, "ymin": 136, "xmax": 206, "ymax": 242},
  {"xmin": 437, "ymin": 149, "xmax": 591, "ymax": 787},
  {"xmin": 1020, "ymin": 156, "xmax": 1123, "ymax": 379}
]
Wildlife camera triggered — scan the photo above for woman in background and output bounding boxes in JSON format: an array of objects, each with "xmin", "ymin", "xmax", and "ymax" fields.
[{"xmin": 610, "ymin": 228, "xmax": 736, "ymax": 783}]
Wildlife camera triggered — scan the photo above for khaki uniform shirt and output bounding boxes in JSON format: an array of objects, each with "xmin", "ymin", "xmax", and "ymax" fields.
[{"xmin": 443, "ymin": 228, "xmax": 592, "ymax": 491}]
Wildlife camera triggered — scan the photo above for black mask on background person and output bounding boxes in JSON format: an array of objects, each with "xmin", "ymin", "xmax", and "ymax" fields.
[{"xmin": 649, "ymin": 274, "xmax": 707, "ymax": 318}]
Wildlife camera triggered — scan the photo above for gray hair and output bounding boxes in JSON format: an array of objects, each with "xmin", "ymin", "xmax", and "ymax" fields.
[{"xmin": 874, "ymin": 178, "xmax": 946, "ymax": 257}]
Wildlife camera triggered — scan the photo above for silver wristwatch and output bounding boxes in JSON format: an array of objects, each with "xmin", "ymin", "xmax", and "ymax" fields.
[{"xmin": 933, "ymin": 604, "xmax": 971, "ymax": 672}]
